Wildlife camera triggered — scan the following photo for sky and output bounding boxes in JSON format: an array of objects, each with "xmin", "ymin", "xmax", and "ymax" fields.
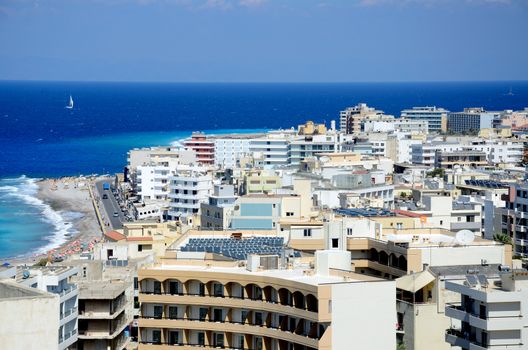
[{"xmin": 0, "ymin": 0, "xmax": 527, "ymax": 82}]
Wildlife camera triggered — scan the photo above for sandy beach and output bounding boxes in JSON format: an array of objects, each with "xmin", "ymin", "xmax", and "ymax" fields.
[{"xmin": 10, "ymin": 177, "xmax": 103, "ymax": 265}]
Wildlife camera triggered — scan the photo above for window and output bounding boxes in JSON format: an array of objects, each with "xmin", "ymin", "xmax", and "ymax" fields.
[
  {"xmin": 303, "ymin": 229, "xmax": 312, "ymax": 237},
  {"xmin": 169, "ymin": 331, "xmax": 179, "ymax": 345},
  {"xmin": 347, "ymin": 228, "xmax": 353, "ymax": 235},
  {"xmin": 332, "ymin": 238, "xmax": 339, "ymax": 248},
  {"xmin": 255, "ymin": 312, "xmax": 263, "ymax": 325},
  {"xmin": 213, "ymin": 283, "xmax": 224, "ymax": 297},
  {"xmin": 214, "ymin": 333, "xmax": 224, "ymax": 347},
  {"xmin": 152, "ymin": 330, "xmax": 161, "ymax": 344},
  {"xmin": 241, "ymin": 310, "xmax": 248, "ymax": 323},
  {"xmin": 153, "ymin": 305, "xmax": 163, "ymax": 319},
  {"xmin": 197, "ymin": 332, "xmax": 205, "ymax": 346},
  {"xmin": 396, "ymin": 223, "xmax": 403, "ymax": 230},
  {"xmin": 199, "ymin": 308, "xmax": 208, "ymax": 321},
  {"xmin": 286, "ymin": 212, "xmax": 294, "ymax": 217},
  {"xmin": 153, "ymin": 281, "xmax": 161, "ymax": 294},
  {"xmin": 213, "ymin": 308, "xmax": 223, "ymax": 322},
  {"xmin": 168, "ymin": 306, "xmax": 178, "ymax": 319}
]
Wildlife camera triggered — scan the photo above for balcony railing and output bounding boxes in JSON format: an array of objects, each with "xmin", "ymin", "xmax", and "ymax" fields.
[
  {"xmin": 59, "ymin": 285, "xmax": 78, "ymax": 297},
  {"xmin": 60, "ymin": 307, "xmax": 78, "ymax": 320},
  {"xmin": 59, "ymin": 329, "xmax": 77, "ymax": 344},
  {"xmin": 139, "ymin": 291, "xmax": 318, "ymax": 313},
  {"xmin": 139, "ymin": 315, "xmax": 320, "ymax": 341},
  {"xmin": 139, "ymin": 341, "xmax": 248, "ymax": 349}
]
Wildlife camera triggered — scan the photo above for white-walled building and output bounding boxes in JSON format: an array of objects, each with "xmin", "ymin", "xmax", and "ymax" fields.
[
  {"xmin": 0, "ymin": 281, "xmax": 60, "ymax": 350},
  {"xmin": 168, "ymin": 172, "xmax": 213, "ymax": 220},
  {"xmin": 445, "ymin": 269, "xmax": 528, "ymax": 350},
  {"xmin": 401, "ymin": 106, "xmax": 448, "ymax": 133},
  {"xmin": 214, "ymin": 137, "xmax": 251, "ymax": 169}
]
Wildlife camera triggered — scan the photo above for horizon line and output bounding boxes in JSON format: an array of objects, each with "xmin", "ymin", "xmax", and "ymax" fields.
[{"xmin": 1, "ymin": 79, "xmax": 527, "ymax": 84}]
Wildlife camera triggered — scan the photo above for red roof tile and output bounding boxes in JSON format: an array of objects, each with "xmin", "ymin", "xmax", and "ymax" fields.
[{"xmin": 104, "ymin": 230, "xmax": 126, "ymax": 241}]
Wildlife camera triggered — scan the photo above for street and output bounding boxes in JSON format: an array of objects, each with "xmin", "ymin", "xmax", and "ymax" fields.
[{"xmin": 94, "ymin": 179, "xmax": 126, "ymax": 230}]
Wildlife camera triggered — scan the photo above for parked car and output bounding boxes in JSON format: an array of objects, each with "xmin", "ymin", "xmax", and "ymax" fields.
[{"xmin": 113, "ymin": 211, "xmax": 119, "ymax": 217}]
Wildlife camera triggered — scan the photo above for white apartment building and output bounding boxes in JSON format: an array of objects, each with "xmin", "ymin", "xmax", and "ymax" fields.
[
  {"xmin": 168, "ymin": 172, "xmax": 213, "ymax": 219},
  {"xmin": 200, "ymin": 184, "xmax": 238, "ymax": 230},
  {"xmin": 411, "ymin": 142, "xmax": 462, "ymax": 167},
  {"xmin": 289, "ymin": 133, "xmax": 340, "ymax": 165},
  {"xmin": 0, "ymin": 281, "xmax": 60, "ymax": 350},
  {"xmin": 445, "ymin": 270, "xmax": 528, "ymax": 350},
  {"xmin": 249, "ymin": 131, "xmax": 293, "ymax": 168},
  {"xmin": 401, "ymin": 106, "xmax": 448, "ymax": 133},
  {"xmin": 214, "ymin": 138, "xmax": 251, "ymax": 169},
  {"xmin": 397, "ymin": 136, "xmax": 425, "ymax": 164},
  {"xmin": 470, "ymin": 140, "xmax": 524, "ymax": 166},
  {"xmin": 137, "ymin": 164, "xmax": 171, "ymax": 201},
  {"xmin": 13, "ymin": 266, "xmax": 80, "ymax": 350},
  {"xmin": 363, "ymin": 117, "xmax": 429, "ymax": 135}
]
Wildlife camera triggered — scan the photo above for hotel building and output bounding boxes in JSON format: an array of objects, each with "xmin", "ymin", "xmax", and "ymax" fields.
[
  {"xmin": 400, "ymin": 106, "xmax": 448, "ymax": 133},
  {"xmin": 447, "ymin": 108, "xmax": 494, "ymax": 134},
  {"xmin": 137, "ymin": 250, "xmax": 396, "ymax": 349},
  {"xmin": 183, "ymin": 132, "xmax": 215, "ymax": 165}
]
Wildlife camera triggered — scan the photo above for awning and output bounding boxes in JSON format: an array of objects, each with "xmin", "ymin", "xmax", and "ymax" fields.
[{"xmin": 396, "ymin": 270, "xmax": 435, "ymax": 293}]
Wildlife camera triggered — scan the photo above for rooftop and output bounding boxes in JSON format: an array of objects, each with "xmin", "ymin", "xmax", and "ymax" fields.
[
  {"xmin": 145, "ymin": 262, "xmax": 379, "ymax": 286},
  {"xmin": 334, "ymin": 208, "xmax": 395, "ymax": 218},
  {"xmin": 78, "ymin": 281, "xmax": 127, "ymax": 300},
  {"xmin": 0, "ymin": 281, "xmax": 55, "ymax": 300}
]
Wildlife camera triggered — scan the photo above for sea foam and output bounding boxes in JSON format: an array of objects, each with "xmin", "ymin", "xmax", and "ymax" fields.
[{"xmin": 0, "ymin": 176, "xmax": 80, "ymax": 256}]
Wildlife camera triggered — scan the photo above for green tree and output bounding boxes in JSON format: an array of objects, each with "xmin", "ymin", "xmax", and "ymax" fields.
[
  {"xmin": 493, "ymin": 233, "xmax": 512, "ymax": 245},
  {"xmin": 426, "ymin": 168, "xmax": 445, "ymax": 178}
]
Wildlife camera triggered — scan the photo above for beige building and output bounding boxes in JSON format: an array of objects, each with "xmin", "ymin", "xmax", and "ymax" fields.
[
  {"xmin": 137, "ymin": 250, "xmax": 396, "ymax": 350},
  {"xmin": 0, "ymin": 281, "xmax": 60, "ymax": 350},
  {"xmin": 77, "ymin": 281, "xmax": 131, "ymax": 350}
]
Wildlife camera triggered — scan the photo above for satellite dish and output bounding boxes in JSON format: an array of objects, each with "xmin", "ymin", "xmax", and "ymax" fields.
[{"xmin": 455, "ymin": 230, "xmax": 475, "ymax": 245}]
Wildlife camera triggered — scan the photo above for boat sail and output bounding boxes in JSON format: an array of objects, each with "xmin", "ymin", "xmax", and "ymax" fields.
[{"xmin": 66, "ymin": 95, "xmax": 74, "ymax": 109}]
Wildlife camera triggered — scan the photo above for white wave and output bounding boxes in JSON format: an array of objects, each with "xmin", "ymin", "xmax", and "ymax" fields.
[{"xmin": 0, "ymin": 176, "xmax": 81, "ymax": 256}]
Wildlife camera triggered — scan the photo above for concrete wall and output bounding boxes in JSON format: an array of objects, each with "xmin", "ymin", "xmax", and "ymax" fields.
[
  {"xmin": 0, "ymin": 292, "xmax": 59, "ymax": 350},
  {"xmin": 331, "ymin": 280, "xmax": 395, "ymax": 349}
]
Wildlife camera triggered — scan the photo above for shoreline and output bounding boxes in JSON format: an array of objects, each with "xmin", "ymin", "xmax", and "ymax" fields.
[{"xmin": 7, "ymin": 177, "xmax": 103, "ymax": 265}]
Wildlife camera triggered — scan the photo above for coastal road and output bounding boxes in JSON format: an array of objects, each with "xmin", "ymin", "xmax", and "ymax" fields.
[{"xmin": 94, "ymin": 179, "xmax": 125, "ymax": 230}]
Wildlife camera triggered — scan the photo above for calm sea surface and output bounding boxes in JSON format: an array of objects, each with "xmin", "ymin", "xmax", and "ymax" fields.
[{"xmin": 0, "ymin": 81, "xmax": 526, "ymax": 258}]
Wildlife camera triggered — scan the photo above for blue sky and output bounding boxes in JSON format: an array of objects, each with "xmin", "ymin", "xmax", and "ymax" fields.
[{"xmin": 0, "ymin": 0, "xmax": 526, "ymax": 82}]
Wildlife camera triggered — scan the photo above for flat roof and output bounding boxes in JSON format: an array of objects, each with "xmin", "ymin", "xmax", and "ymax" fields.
[
  {"xmin": 334, "ymin": 208, "xmax": 395, "ymax": 218},
  {"xmin": 15, "ymin": 265, "xmax": 77, "ymax": 283},
  {"xmin": 79, "ymin": 281, "xmax": 127, "ymax": 300},
  {"xmin": 0, "ymin": 281, "xmax": 55, "ymax": 300},
  {"xmin": 147, "ymin": 263, "xmax": 376, "ymax": 286}
]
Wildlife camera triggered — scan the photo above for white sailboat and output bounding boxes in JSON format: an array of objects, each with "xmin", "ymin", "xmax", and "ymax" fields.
[{"xmin": 65, "ymin": 95, "xmax": 74, "ymax": 109}]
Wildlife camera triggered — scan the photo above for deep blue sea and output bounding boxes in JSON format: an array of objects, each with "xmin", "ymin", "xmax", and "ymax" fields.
[{"xmin": 0, "ymin": 80, "xmax": 527, "ymax": 258}]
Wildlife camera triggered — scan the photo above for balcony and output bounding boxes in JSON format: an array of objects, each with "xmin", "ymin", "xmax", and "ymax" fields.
[
  {"xmin": 78, "ymin": 297, "xmax": 127, "ymax": 320},
  {"xmin": 469, "ymin": 313, "xmax": 523, "ymax": 331},
  {"xmin": 138, "ymin": 316, "xmax": 319, "ymax": 349},
  {"xmin": 78, "ymin": 316, "xmax": 130, "ymax": 340},
  {"xmin": 139, "ymin": 292, "xmax": 318, "ymax": 322},
  {"xmin": 445, "ymin": 329, "xmax": 469, "ymax": 349},
  {"xmin": 55, "ymin": 285, "xmax": 78, "ymax": 303},
  {"xmin": 445, "ymin": 304, "xmax": 469, "ymax": 322},
  {"xmin": 60, "ymin": 306, "xmax": 78, "ymax": 321},
  {"xmin": 59, "ymin": 329, "xmax": 78, "ymax": 349}
]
